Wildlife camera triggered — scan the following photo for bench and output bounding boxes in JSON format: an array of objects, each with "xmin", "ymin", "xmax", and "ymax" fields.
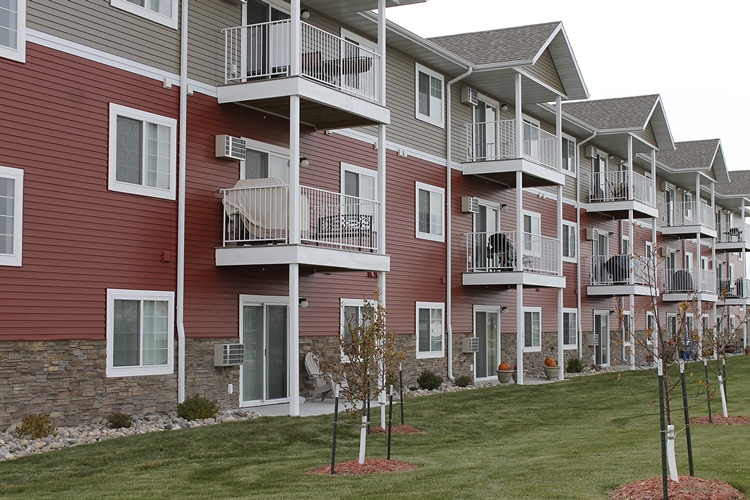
[{"xmin": 317, "ymin": 214, "xmax": 373, "ymax": 249}]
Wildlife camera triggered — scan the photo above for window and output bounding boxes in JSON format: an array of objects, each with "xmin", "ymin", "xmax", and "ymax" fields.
[
  {"xmin": 684, "ymin": 192, "xmax": 693, "ymax": 220},
  {"xmin": 341, "ymin": 28, "xmax": 377, "ymax": 93},
  {"xmin": 562, "ymin": 136, "xmax": 576, "ymax": 174},
  {"xmin": 109, "ymin": 104, "xmax": 177, "ymax": 200},
  {"xmin": 342, "ymin": 163, "xmax": 376, "ymax": 216},
  {"xmin": 0, "ymin": 0, "xmax": 25, "ymax": 62},
  {"xmin": 665, "ymin": 313, "xmax": 677, "ymax": 342},
  {"xmin": 416, "ymin": 302, "xmax": 444, "ymax": 358},
  {"xmin": 0, "ymin": 166, "xmax": 23, "ymax": 266},
  {"xmin": 523, "ymin": 210, "xmax": 541, "ymax": 257},
  {"xmin": 416, "ymin": 182, "xmax": 444, "ymax": 242},
  {"xmin": 415, "ymin": 63, "xmax": 444, "ymax": 127},
  {"xmin": 340, "ymin": 298, "xmax": 374, "ymax": 362},
  {"xmin": 646, "ymin": 312, "xmax": 655, "ymax": 345},
  {"xmin": 562, "ymin": 222, "xmax": 577, "ymax": 261},
  {"xmin": 243, "ymin": 139, "xmax": 290, "ymax": 183},
  {"xmin": 523, "ymin": 307, "xmax": 541, "ymax": 351},
  {"xmin": 562, "ymin": 309, "xmax": 577, "ymax": 348},
  {"xmin": 111, "ymin": 0, "xmax": 178, "ymax": 29},
  {"xmin": 106, "ymin": 289, "xmax": 174, "ymax": 377}
]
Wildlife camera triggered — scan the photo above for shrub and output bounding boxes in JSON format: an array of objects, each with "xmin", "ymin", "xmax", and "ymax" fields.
[
  {"xmin": 566, "ymin": 358, "xmax": 585, "ymax": 373},
  {"xmin": 177, "ymin": 395, "xmax": 220, "ymax": 420},
  {"xmin": 454, "ymin": 374, "xmax": 472, "ymax": 387},
  {"xmin": 17, "ymin": 414, "xmax": 56, "ymax": 439},
  {"xmin": 107, "ymin": 412, "xmax": 134, "ymax": 429},
  {"xmin": 416, "ymin": 370, "xmax": 443, "ymax": 390}
]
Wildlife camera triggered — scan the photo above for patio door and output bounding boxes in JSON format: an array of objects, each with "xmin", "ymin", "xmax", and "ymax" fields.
[
  {"xmin": 241, "ymin": 297, "xmax": 288, "ymax": 405},
  {"xmin": 246, "ymin": 0, "xmax": 290, "ymax": 77},
  {"xmin": 474, "ymin": 309, "xmax": 499, "ymax": 380},
  {"xmin": 592, "ymin": 155, "xmax": 607, "ymax": 200},
  {"xmin": 592, "ymin": 230, "xmax": 608, "ymax": 284},
  {"xmin": 474, "ymin": 99, "xmax": 499, "ymax": 161},
  {"xmin": 594, "ymin": 310, "xmax": 609, "ymax": 366},
  {"xmin": 476, "ymin": 203, "xmax": 499, "ymax": 270}
]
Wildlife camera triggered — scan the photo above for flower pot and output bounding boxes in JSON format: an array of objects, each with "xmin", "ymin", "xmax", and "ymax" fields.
[
  {"xmin": 543, "ymin": 365, "xmax": 560, "ymax": 380},
  {"xmin": 511, "ymin": 370, "xmax": 518, "ymax": 383},
  {"xmin": 496, "ymin": 369, "xmax": 513, "ymax": 384},
  {"xmin": 744, "ymin": 346, "xmax": 750, "ymax": 356}
]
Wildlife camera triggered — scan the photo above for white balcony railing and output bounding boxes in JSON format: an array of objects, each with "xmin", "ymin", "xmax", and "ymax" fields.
[
  {"xmin": 464, "ymin": 120, "xmax": 559, "ymax": 170},
  {"xmin": 664, "ymin": 268, "xmax": 715, "ymax": 294},
  {"xmin": 589, "ymin": 254, "xmax": 655, "ymax": 286},
  {"xmin": 221, "ymin": 183, "xmax": 379, "ymax": 252},
  {"xmin": 589, "ymin": 170, "xmax": 654, "ymax": 206},
  {"xmin": 222, "ymin": 20, "xmax": 381, "ymax": 102},
  {"xmin": 717, "ymin": 222, "xmax": 748, "ymax": 243},
  {"xmin": 661, "ymin": 200, "xmax": 715, "ymax": 229},
  {"xmin": 465, "ymin": 231, "xmax": 560, "ymax": 275},
  {"xmin": 718, "ymin": 277, "xmax": 750, "ymax": 299}
]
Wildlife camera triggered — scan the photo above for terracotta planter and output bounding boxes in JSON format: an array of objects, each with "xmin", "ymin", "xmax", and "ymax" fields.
[
  {"xmin": 543, "ymin": 365, "xmax": 560, "ymax": 380},
  {"xmin": 744, "ymin": 346, "xmax": 750, "ymax": 356},
  {"xmin": 496, "ymin": 369, "xmax": 514, "ymax": 384}
]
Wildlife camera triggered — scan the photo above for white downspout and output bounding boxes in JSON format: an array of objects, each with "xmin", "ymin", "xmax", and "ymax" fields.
[
  {"xmin": 445, "ymin": 66, "xmax": 473, "ymax": 382},
  {"xmin": 576, "ymin": 131, "xmax": 597, "ymax": 360},
  {"xmin": 177, "ymin": 0, "xmax": 189, "ymax": 403}
]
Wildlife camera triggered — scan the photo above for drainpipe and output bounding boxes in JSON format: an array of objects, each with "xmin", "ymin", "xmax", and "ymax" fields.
[
  {"xmin": 445, "ymin": 66, "xmax": 473, "ymax": 382},
  {"xmin": 176, "ymin": 0, "xmax": 190, "ymax": 403},
  {"xmin": 576, "ymin": 131, "xmax": 597, "ymax": 360}
]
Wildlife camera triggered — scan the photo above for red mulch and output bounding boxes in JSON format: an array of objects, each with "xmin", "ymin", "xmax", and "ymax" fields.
[
  {"xmin": 309, "ymin": 458, "xmax": 418, "ymax": 475},
  {"xmin": 608, "ymin": 476, "xmax": 746, "ymax": 500},
  {"xmin": 367, "ymin": 424, "xmax": 421, "ymax": 434},
  {"xmin": 691, "ymin": 415, "xmax": 750, "ymax": 425}
]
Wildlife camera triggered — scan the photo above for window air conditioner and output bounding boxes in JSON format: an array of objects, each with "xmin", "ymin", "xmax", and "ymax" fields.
[
  {"xmin": 462, "ymin": 337, "xmax": 480, "ymax": 353},
  {"xmin": 585, "ymin": 146, "xmax": 599, "ymax": 158},
  {"xmin": 214, "ymin": 343, "xmax": 245, "ymax": 366},
  {"xmin": 585, "ymin": 227, "xmax": 597, "ymax": 241},
  {"xmin": 215, "ymin": 135, "xmax": 246, "ymax": 161},
  {"xmin": 587, "ymin": 333, "xmax": 599, "ymax": 347},
  {"xmin": 460, "ymin": 87, "xmax": 479, "ymax": 106},
  {"xmin": 461, "ymin": 197, "xmax": 479, "ymax": 214}
]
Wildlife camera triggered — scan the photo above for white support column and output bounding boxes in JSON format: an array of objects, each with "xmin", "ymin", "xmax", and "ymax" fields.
[
  {"xmin": 290, "ymin": 0, "xmax": 300, "ymax": 77},
  {"xmin": 556, "ymin": 96, "xmax": 563, "ymax": 378},
  {"xmin": 288, "ymin": 82, "xmax": 301, "ymax": 416},
  {"xmin": 627, "ymin": 136, "xmax": 633, "ymax": 201},
  {"xmin": 695, "ymin": 173, "xmax": 701, "ymax": 294},
  {"xmin": 377, "ymin": 0, "xmax": 386, "ymax": 300},
  {"xmin": 516, "ymin": 169, "xmax": 524, "ymax": 384},
  {"xmin": 516, "ymin": 284, "xmax": 524, "ymax": 385},
  {"xmin": 514, "ymin": 73, "xmax": 523, "ymax": 158},
  {"xmin": 289, "ymin": 263, "xmax": 300, "ymax": 416},
  {"xmin": 651, "ymin": 149, "xmax": 657, "ymax": 292}
]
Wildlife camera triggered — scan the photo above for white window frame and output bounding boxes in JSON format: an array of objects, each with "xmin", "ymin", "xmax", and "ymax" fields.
[
  {"xmin": 340, "ymin": 298, "xmax": 376, "ymax": 363},
  {"xmin": 341, "ymin": 163, "xmax": 377, "ymax": 201},
  {"xmin": 562, "ymin": 221, "xmax": 577, "ymax": 262},
  {"xmin": 646, "ymin": 311, "xmax": 655, "ymax": 345},
  {"xmin": 523, "ymin": 307, "xmax": 542, "ymax": 352},
  {"xmin": 415, "ymin": 63, "xmax": 444, "ymax": 128},
  {"xmin": 0, "ymin": 0, "xmax": 25, "ymax": 62},
  {"xmin": 416, "ymin": 301, "xmax": 444, "ymax": 359},
  {"xmin": 523, "ymin": 210, "xmax": 541, "ymax": 258},
  {"xmin": 111, "ymin": 0, "xmax": 179, "ymax": 29},
  {"xmin": 684, "ymin": 192, "xmax": 693, "ymax": 220},
  {"xmin": 241, "ymin": 138, "xmax": 290, "ymax": 183},
  {"xmin": 0, "ymin": 166, "xmax": 23, "ymax": 266},
  {"xmin": 108, "ymin": 103, "xmax": 177, "ymax": 200},
  {"xmin": 561, "ymin": 134, "xmax": 576, "ymax": 176},
  {"xmin": 415, "ymin": 182, "xmax": 445, "ymax": 242},
  {"xmin": 106, "ymin": 289, "xmax": 175, "ymax": 377},
  {"xmin": 562, "ymin": 308, "xmax": 577, "ymax": 349},
  {"xmin": 666, "ymin": 313, "xmax": 678, "ymax": 342}
]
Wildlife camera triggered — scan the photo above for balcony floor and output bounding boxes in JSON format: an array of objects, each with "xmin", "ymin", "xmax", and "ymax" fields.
[
  {"xmin": 586, "ymin": 284, "xmax": 656, "ymax": 296},
  {"xmin": 461, "ymin": 158, "xmax": 565, "ymax": 188},
  {"xmin": 462, "ymin": 271, "xmax": 565, "ymax": 288},
  {"xmin": 661, "ymin": 225, "xmax": 717, "ymax": 239},
  {"xmin": 586, "ymin": 200, "xmax": 657, "ymax": 219},
  {"xmin": 662, "ymin": 291, "xmax": 717, "ymax": 302},
  {"xmin": 215, "ymin": 243, "xmax": 390, "ymax": 272}
]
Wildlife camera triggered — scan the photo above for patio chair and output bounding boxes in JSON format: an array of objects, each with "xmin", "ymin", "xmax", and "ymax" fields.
[{"xmin": 304, "ymin": 352, "xmax": 333, "ymax": 401}]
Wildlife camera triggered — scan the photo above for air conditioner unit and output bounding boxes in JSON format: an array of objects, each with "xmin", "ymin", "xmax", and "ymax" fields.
[
  {"xmin": 461, "ymin": 196, "xmax": 479, "ymax": 214},
  {"xmin": 585, "ymin": 227, "xmax": 597, "ymax": 241},
  {"xmin": 462, "ymin": 337, "xmax": 480, "ymax": 353},
  {"xmin": 215, "ymin": 135, "xmax": 246, "ymax": 161},
  {"xmin": 587, "ymin": 333, "xmax": 599, "ymax": 347},
  {"xmin": 585, "ymin": 145, "xmax": 599, "ymax": 158},
  {"xmin": 214, "ymin": 343, "xmax": 245, "ymax": 366},
  {"xmin": 460, "ymin": 87, "xmax": 479, "ymax": 106}
]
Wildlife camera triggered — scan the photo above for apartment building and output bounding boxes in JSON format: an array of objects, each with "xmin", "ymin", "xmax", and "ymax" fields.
[{"xmin": 1, "ymin": 0, "xmax": 745, "ymax": 427}]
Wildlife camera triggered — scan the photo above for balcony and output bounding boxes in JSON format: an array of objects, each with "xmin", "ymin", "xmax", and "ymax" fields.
[
  {"xmin": 717, "ymin": 278, "xmax": 750, "ymax": 305},
  {"xmin": 462, "ymin": 231, "xmax": 565, "ymax": 288},
  {"xmin": 588, "ymin": 170, "xmax": 657, "ymax": 219},
  {"xmin": 663, "ymin": 267, "xmax": 717, "ymax": 302},
  {"xmin": 218, "ymin": 20, "xmax": 388, "ymax": 129},
  {"xmin": 715, "ymin": 222, "xmax": 750, "ymax": 252},
  {"xmin": 215, "ymin": 181, "xmax": 389, "ymax": 272},
  {"xmin": 587, "ymin": 254, "xmax": 657, "ymax": 296},
  {"xmin": 660, "ymin": 200, "xmax": 716, "ymax": 239},
  {"xmin": 461, "ymin": 120, "xmax": 565, "ymax": 188}
]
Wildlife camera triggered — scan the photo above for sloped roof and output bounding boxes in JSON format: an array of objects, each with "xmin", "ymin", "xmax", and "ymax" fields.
[
  {"xmin": 718, "ymin": 170, "xmax": 750, "ymax": 196},
  {"xmin": 656, "ymin": 139, "xmax": 728, "ymax": 182},
  {"xmin": 562, "ymin": 95, "xmax": 662, "ymax": 131},
  {"xmin": 428, "ymin": 22, "xmax": 561, "ymax": 66}
]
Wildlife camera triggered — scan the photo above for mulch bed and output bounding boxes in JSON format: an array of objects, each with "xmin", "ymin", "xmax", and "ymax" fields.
[
  {"xmin": 309, "ymin": 458, "xmax": 418, "ymax": 475},
  {"xmin": 367, "ymin": 424, "xmax": 421, "ymax": 434},
  {"xmin": 608, "ymin": 476, "xmax": 746, "ymax": 500},
  {"xmin": 691, "ymin": 415, "xmax": 750, "ymax": 425}
]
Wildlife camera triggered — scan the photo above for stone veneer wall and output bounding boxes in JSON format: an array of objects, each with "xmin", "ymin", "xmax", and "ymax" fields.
[{"xmin": 0, "ymin": 338, "xmax": 245, "ymax": 428}]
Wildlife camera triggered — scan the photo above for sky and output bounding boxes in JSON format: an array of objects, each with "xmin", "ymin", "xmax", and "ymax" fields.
[{"xmin": 386, "ymin": 0, "xmax": 749, "ymax": 171}]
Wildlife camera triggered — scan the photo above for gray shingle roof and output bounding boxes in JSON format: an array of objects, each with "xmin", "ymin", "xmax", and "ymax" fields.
[
  {"xmin": 718, "ymin": 170, "xmax": 750, "ymax": 196},
  {"xmin": 656, "ymin": 139, "xmax": 720, "ymax": 171},
  {"xmin": 428, "ymin": 22, "xmax": 561, "ymax": 65},
  {"xmin": 561, "ymin": 95, "xmax": 661, "ymax": 131}
]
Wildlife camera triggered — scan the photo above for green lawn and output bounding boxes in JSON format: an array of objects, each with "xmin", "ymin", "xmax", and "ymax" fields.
[{"xmin": 1, "ymin": 357, "xmax": 748, "ymax": 500}]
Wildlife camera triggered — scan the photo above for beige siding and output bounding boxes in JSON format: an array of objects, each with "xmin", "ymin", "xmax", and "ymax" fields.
[
  {"xmin": 28, "ymin": 0, "xmax": 181, "ymax": 75},
  {"xmin": 524, "ymin": 49, "xmax": 564, "ymax": 95},
  {"xmin": 187, "ymin": 0, "xmax": 241, "ymax": 85},
  {"xmin": 633, "ymin": 122, "xmax": 657, "ymax": 148}
]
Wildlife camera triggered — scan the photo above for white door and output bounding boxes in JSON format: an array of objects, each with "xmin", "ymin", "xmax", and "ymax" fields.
[
  {"xmin": 477, "ymin": 204, "xmax": 499, "ymax": 270},
  {"xmin": 594, "ymin": 310, "xmax": 609, "ymax": 366},
  {"xmin": 474, "ymin": 99, "xmax": 499, "ymax": 161},
  {"xmin": 241, "ymin": 298, "xmax": 288, "ymax": 405},
  {"xmin": 474, "ymin": 309, "xmax": 499, "ymax": 379}
]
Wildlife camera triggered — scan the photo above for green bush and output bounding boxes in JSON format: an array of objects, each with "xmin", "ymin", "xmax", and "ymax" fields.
[
  {"xmin": 17, "ymin": 414, "xmax": 56, "ymax": 439},
  {"xmin": 107, "ymin": 412, "xmax": 134, "ymax": 429},
  {"xmin": 177, "ymin": 395, "xmax": 220, "ymax": 420},
  {"xmin": 454, "ymin": 374, "xmax": 472, "ymax": 388},
  {"xmin": 566, "ymin": 358, "xmax": 585, "ymax": 373},
  {"xmin": 417, "ymin": 370, "xmax": 443, "ymax": 390}
]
